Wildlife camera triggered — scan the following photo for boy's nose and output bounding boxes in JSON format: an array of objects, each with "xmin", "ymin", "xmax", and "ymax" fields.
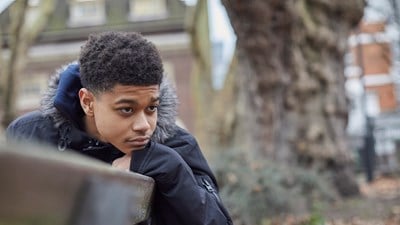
[{"xmin": 132, "ymin": 112, "xmax": 151, "ymax": 132}]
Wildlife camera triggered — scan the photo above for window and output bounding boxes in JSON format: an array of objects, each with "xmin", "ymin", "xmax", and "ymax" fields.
[
  {"xmin": 129, "ymin": 0, "xmax": 168, "ymax": 21},
  {"xmin": 68, "ymin": 0, "xmax": 106, "ymax": 27},
  {"xmin": 366, "ymin": 91, "xmax": 380, "ymax": 117}
]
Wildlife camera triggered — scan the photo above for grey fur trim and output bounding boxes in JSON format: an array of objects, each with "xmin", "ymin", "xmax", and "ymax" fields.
[
  {"xmin": 152, "ymin": 78, "xmax": 179, "ymax": 143},
  {"xmin": 40, "ymin": 62, "xmax": 179, "ymax": 143}
]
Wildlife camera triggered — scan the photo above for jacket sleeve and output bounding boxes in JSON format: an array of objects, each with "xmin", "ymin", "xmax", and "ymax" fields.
[
  {"xmin": 163, "ymin": 128, "xmax": 220, "ymax": 189},
  {"xmin": 6, "ymin": 111, "xmax": 59, "ymax": 147},
  {"xmin": 130, "ymin": 141, "xmax": 232, "ymax": 225}
]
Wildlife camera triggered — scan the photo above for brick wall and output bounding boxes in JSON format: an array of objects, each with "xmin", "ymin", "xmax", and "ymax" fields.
[{"xmin": 352, "ymin": 21, "xmax": 397, "ymax": 113}]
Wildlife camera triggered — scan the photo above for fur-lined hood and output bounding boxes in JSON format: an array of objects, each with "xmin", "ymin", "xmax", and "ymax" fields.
[{"xmin": 40, "ymin": 62, "xmax": 179, "ymax": 143}]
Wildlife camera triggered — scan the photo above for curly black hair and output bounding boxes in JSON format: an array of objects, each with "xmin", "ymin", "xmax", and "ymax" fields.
[{"xmin": 79, "ymin": 31, "xmax": 163, "ymax": 94}]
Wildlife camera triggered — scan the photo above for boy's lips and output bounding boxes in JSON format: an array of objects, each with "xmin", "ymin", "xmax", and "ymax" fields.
[{"xmin": 125, "ymin": 137, "xmax": 150, "ymax": 147}]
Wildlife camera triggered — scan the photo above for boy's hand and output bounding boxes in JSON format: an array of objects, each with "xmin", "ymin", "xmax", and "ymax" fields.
[{"xmin": 112, "ymin": 154, "xmax": 131, "ymax": 171}]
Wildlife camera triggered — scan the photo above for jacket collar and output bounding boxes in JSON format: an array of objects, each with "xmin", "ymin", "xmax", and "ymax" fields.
[{"xmin": 40, "ymin": 62, "xmax": 179, "ymax": 144}]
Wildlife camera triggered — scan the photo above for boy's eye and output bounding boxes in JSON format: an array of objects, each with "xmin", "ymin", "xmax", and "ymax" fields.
[
  {"xmin": 148, "ymin": 105, "xmax": 158, "ymax": 112},
  {"xmin": 119, "ymin": 108, "xmax": 133, "ymax": 114}
]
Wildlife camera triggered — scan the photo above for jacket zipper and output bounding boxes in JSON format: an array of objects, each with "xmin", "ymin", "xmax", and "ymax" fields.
[
  {"xmin": 201, "ymin": 178, "xmax": 233, "ymax": 224},
  {"xmin": 202, "ymin": 178, "xmax": 221, "ymax": 202}
]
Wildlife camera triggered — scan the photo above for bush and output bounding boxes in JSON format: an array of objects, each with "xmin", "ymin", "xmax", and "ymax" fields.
[{"xmin": 212, "ymin": 149, "xmax": 337, "ymax": 225}]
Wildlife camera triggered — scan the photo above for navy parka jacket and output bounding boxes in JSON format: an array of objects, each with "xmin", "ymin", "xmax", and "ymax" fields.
[{"xmin": 6, "ymin": 63, "xmax": 233, "ymax": 225}]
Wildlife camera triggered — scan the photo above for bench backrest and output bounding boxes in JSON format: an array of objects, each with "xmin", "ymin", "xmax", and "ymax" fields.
[{"xmin": 0, "ymin": 142, "xmax": 154, "ymax": 225}]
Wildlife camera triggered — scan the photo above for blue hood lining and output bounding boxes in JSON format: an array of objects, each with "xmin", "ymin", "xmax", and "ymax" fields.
[{"xmin": 53, "ymin": 63, "xmax": 85, "ymax": 128}]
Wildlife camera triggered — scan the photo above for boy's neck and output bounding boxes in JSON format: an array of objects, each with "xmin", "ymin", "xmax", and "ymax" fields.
[{"xmin": 83, "ymin": 115, "xmax": 103, "ymax": 142}]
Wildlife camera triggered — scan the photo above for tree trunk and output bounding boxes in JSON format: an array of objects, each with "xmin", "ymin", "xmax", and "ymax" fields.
[
  {"xmin": 221, "ymin": 0, "xmax": 364, "ymax": 196},
  {"xmin": 2, "ymin": 0, "xmax": 28, "ymax": 128},
  {"xmin": 1, "ymin": 0, "xmax": 55, "ymax": 128}
]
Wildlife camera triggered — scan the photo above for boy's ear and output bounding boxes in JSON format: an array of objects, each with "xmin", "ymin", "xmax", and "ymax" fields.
[{"xmin": 79, "ymin": 88, "xmax": 95, "ymax": 116}]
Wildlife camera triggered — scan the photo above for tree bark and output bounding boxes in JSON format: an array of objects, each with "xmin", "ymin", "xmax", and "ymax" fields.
[
  {"xmin": 1, "ymin": 0, "xmax": 55, "ymax": 128},
  {"xmin": 221, "ymin": 0, "xmax": 364, "ymax": 196},
  {"xmin": 2, "ymin": 0, "xmax": 28, "ymax": 128}
]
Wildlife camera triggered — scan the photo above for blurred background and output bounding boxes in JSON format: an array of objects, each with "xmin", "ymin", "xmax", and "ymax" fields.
[{"xmin": 1, "ymin": 0, "xmax": 400, "ymax": 224}]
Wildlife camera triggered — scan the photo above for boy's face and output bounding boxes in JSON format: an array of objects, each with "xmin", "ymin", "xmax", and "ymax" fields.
[{"xmin": 79, "ymin": 84, "xmax": 160, "ymax": 155}]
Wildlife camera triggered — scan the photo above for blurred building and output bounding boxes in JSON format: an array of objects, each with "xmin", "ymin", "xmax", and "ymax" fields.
[
  {"xmin": 1, "ymin": 0, "xmax": 196, "ymax": 131},
  {"xmin": 346, "ymin": 21, "xmax": 400, "ymax": 173}
]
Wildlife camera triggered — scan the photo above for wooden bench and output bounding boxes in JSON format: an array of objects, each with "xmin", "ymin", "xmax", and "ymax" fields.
[{"xmin": 0, "ymin": 142, "xmax": 154, "ymax": 225}]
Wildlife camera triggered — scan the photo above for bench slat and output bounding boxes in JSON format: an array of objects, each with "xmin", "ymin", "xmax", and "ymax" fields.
[{"xmin": 0, "ymin": 143, "xmax": 154, "ymax": 225}]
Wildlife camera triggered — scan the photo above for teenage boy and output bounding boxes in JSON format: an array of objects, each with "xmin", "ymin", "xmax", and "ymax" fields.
[{"xmin": 6, "ymin": 31, "xmax": 232, "ymax": 225}]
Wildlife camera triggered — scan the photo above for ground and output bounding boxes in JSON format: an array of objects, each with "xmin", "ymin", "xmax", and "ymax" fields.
[
  {"xmin": 322, "ymin": 175, "xmax": 400, "ymax": 225},
  {"xmin": 269, "ymin": 175, "xmax": 400, "ymax": 225}
]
